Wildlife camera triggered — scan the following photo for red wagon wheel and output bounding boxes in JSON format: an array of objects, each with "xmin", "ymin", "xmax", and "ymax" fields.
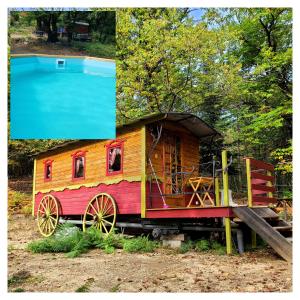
[
  {"xmin": 37, "ymin": 194, "xmax": 59, "ymax": 237},
  {"xmin": 83, "ymin": 193, "xmax": 117, "ymax": 234}
]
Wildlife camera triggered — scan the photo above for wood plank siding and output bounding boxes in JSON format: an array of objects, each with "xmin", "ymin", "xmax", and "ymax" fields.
[{"xmin": 35, "ymin": 127, "xmax": 142, "ymax": 193}]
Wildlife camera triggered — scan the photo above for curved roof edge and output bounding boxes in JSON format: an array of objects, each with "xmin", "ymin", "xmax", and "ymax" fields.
[{"xmin": 33, "ymin": 112, "xmax": 222, "ymax": 157}]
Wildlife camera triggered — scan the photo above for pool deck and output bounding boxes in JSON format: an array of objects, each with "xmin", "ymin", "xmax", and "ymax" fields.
[{"xmin": 10, "ymin": 53, "xmax": 115, "ymax": 63}]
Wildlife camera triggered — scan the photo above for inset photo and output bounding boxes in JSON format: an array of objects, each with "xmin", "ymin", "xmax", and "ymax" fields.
[{"xmin": 8, "ymin": 9, "xmax": 116, "ymax": 139}]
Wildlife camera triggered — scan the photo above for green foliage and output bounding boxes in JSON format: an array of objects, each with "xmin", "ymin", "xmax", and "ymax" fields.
[
  {"xmin": 75, "ymin": 284, "xmax": 90, "ymax": 293},
  {"xmin": 8, "ymin": 271, "xmax": 31, "ymax": 287},
  {"xmin": 75, "ymin": 278, "xmax": 94, "ymax": 292},
  {"xmin": 110, "ymin": 283, "xmax": 121, "ymax": 292},
  {"xmin": 178, "ymin": 240, "xmax": 194, "ymax": 253},
  {"xmin": 195, "ymin": 239, "xmax": 210, "ymax": 252},
  {"xmin": 12, "ymin": 288, "xmax": 25, "ymax": 292},
  {"xmin": 116, "ymin": 8, "xmax": 292, "ymax": 194},
  {"xmin": 210, "ymin": 241, "xmax": 226, "ymax": 255},
  {"xmin": 27, "ymin": 224, "xmax": 95, "ymax": 256},
  {"xmin": 71, "ymin": 41, "xmax": 115, "ymax": 58},
  {"xmin": 123, "ymin": 236, "xmax": 158, "ymax": 253}
]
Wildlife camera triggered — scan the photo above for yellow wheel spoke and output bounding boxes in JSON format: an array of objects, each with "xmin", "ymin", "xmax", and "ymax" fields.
[
  {"xmin": 96, "ymin": 198, "xmax": 100, "ymax": 212},
  {"xmin": 102, "ymin": 213, "xmax": 114, "ymax": 219},
  {"xmin": 49, "ymin": 215, "xmax": 57, "ymax": 222},
  {"xmin": 101, "ymin": 221, "xmax": 109, "ymax": 234},
  {"xmin": 103, "ymin": 203, "xmax": 113, "ymax": 216},
  {"xmin": 39, "ymin": 218, "xmax": 47, "ymax": 226},
  {"xmin": 40, "ymin": 201, "xmax": 47, "ymax": 212},
  {"xmin": 90, "ymin": 203, "xmax": 98, "ymax": 214},
  {"xmin": 38, "ymin": 209, "xmax": 46, "ymax": 216},
  {"xmin": 102, "ymin": 198, "xmax": 109, "ymax": 214},
  {"xmin": 48, "ymin": 217, "xmax": 55, "ymax": 229},
  {"xmin": 102, "ymin": 219, "xmax": 113, "ymax": 226}
]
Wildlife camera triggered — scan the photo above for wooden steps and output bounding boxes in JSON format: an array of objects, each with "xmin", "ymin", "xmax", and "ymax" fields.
[{"xmin": 232, "ymin": 207, "xmax": 292, "ymax": 262}]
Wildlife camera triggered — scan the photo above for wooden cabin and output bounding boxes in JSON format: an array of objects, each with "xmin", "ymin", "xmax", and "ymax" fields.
[{"xmin": 32, "ymin": 113, "xmax": 293, "ymax": 263}]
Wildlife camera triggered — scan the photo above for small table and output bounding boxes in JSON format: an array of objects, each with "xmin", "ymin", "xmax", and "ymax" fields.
[{"xmin": 188, "ymin": 177, "xmax": 215, "ymax": 207}]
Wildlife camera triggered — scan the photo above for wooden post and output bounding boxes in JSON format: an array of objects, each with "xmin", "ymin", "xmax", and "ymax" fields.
[
  {"xmin": 221, "ymin": 150, "xmax": 232, "ymax": 254},
  {"xmin": 267, "ymin": 170, "xmax": 273, "ymax": 199},
  {"xmin": 215, "ymin": 177, "xmax": 220, "ymax": 207},
  {"xmin": 246, "ymin": 158, "xmax": 256, "ymax": 248},
  {"xmin": 246, "ymin": 158, "xmax": 253, "ymax": 207},
  {"xmin": 32, "ymin": 159, "xmax": 36, "ymax": 217},
  {"xmin": 141, "ymin": 126, "xmax": 146, "ymax": 218}
]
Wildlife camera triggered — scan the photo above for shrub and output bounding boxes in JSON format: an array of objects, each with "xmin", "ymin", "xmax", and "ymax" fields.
[
  {"xmin": 123, "ymin": 236, "xmax": 158, "ymax": 253},
  {"xmin": 27, "ymin": 224, "xmax": 124, "ymax": 257},
  {"xmin": 178, "ymin": 240, "xmax": 194, "ymax": 253},
  {"xmin": 210, "ymin": 241, "xmax": 226, "ymax": 255},
  {"xmin": 195, "ymin": 239, "xmax": 210, "ymax": 252}
]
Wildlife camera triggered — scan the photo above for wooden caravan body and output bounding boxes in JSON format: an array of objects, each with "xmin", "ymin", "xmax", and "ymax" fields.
[{"xmin": 33, "ymin": 113, "xmax": 220, "ymax": 219}]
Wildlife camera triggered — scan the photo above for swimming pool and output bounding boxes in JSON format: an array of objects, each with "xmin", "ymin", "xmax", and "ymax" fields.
[{"xmin": 10, "ymin": 55, "xmax": 116, "ymax": 139}]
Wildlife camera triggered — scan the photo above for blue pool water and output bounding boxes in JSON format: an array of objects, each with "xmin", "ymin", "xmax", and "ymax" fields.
[{"xmin": 10, "ymin": 56, "xmax": 116, "ymax": 139}]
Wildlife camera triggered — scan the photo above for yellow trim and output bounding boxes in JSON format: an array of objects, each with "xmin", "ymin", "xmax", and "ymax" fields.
[
  {"xmin": 35, "ymin": 176, "xmax": 141, "ymax": 194},
  {"xmin": 32, "ymin": 159, "xmax": 37, "ymax": 216},
  {"xmin": 246, "ymin": 158, "xmax": 253, "ymax": 207},
  {"xmin": 10, "ymin": 53, "xmax": 115, "ymax": 63},
  {"xmin": 267, "ymin": 170, "xmax": 273, "ymax": 198},
  {"xmin": 141, "ymin": 126, "xmax": 147, "ymax": 218},
  {"xmin": 225, "ymin": 217, "xmax": 232, "ymax": 254},
  {"xmin": 221, "ymin": 150, "xmax": 232, "ymax": 254},
  {"xmin": 215, "ymin": 177, "xmax": 220, "ymax": 207},
  {"xmin": 221, "ymin": 150, "xmax": 229, "ymax": 207}
]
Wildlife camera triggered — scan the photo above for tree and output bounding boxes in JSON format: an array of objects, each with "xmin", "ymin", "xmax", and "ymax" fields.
[{"xmin": 116, "ymin": 8, "xmax": 241, "ymax": 123}]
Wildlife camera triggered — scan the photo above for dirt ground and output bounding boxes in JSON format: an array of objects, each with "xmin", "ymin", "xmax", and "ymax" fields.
[
  {"xmin": 7, "ymin": 213, "xmax": 292, "ymax": 293},
  {"xmin": 10, "ymin": 41, "xmax": 87, "ymax": 57}
]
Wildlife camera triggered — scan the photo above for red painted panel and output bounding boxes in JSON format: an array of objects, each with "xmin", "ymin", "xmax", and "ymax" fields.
[
  {"xmin": 34, "ymin": 181, "xmax": 141, "ymax": 216},
  {"xmin": 252, "ymin": 184, "xmax": 275, "ymax": 193},
  {"xmin": 145, "ymin": 207, "xmax": 233, "ymax": 218},
  {"xmin": 249, "ymin": 158, "xmax": 274, "ymax": 172},
  {"xmin": 146, "ymin": 182, "xmax": 165, "ymax": 208},
  {"xmin": 252, "ymin": 196, "xmax": 277, "ymax": 205},
  {"xmin": 251, "ymin": 171, "xmax": 274, "ymax": 183}
]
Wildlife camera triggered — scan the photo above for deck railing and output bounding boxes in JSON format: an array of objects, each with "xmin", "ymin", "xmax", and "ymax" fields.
[{"xmin": 245, "ymin": 157, "xmax": 276, "ymax": 207}]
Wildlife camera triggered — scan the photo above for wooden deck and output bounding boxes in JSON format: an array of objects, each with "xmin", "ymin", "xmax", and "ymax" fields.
[{"xmin": 145, "ymin": 206, "xmax": 234, "ymax": 218}]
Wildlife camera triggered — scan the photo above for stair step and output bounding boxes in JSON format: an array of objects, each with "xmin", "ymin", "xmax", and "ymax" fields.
[
  {"xmin": 286, "ymin": 237, "xmax": 293, "ymax": 244},
  {"xmin": 251, "ymin": 207, "xmax": 279, "ymax": 219},
  {"xmin": 273, "ymin": 226, "xmax": 292, "ymax": 231}
]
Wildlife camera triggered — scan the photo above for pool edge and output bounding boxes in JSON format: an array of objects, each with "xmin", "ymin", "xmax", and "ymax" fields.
[{"xmin": 10, "ymin": 53, "xmax": 115, "ymax": 63}]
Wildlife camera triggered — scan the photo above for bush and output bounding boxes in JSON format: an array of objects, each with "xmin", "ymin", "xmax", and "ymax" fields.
[
  {"xmin": 71, "ymin": 41, "xmax": 115, "ymax": 59},
  {"xmin": 195, "ymin": 239, "xmax": 210, "ymax": 252},
  {"xmin": 210, "ymin": 241, "xmax": 226, "ymax": 255},
  {"xmin": 123, "ymin": 236, "xmax": 158, "ymax": 253},
  {"xmin": 178, "ymin": 240, "xmax": 194, "ymax": 253},
  {"xmin": 27, "ymin": 224, "xmax": 125, "ymax": 257}
]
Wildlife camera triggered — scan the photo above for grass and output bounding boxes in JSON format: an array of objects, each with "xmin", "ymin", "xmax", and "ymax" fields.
[
  {"xmin": 8, "ymin": 271, "xmax": 31, "ymax": 287},
  {"xmin": 110, "ymin": 283, "xmax": 121, "ymax": 292},
  {"xmin": 176, "ymin": 239, "xmax": 227, "ymax": 255},
  {"xmin": 27, "ymin": 223, "xmax": 229, "ymax": 257},
  {"xmin": 27, "ymin": 224, "xmax": 158, "ymax": 257},
  {"xmin": 195, "ymin": 239, "xmax": 210, "ymax": 252},
  {"xmin": 178, "ymin": 240, "xmax": 194, "ymax": 254},
  {"xmin": 123, "ymin": 236, "xmax": 158, "ymax": 253},
  {"xmin": 8, "ymin": 190, "xmax": 31, "ymax": 214},
  {"xmin": 71, "ymin": 41, "xmax": 115, "ymax": 59},
  {"xmin": 12, "ymin": 288, "xmax": 25, "ymax": 292},
  {"xmin": 75, "ymin": 278, "xmax": 94, "ymax": 292}
]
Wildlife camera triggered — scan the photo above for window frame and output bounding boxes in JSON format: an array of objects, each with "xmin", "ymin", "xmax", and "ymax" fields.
[
  {"xmin": 106, "ymin": 140, "xmax": 124, "ymax": 176},
  {"xmin": 71, "ymin": 150, "xmax": 87, "ymax": 181},
  {"xmin": 43, "ymin": 159, "xmax": 53, "ymax": 182}
]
